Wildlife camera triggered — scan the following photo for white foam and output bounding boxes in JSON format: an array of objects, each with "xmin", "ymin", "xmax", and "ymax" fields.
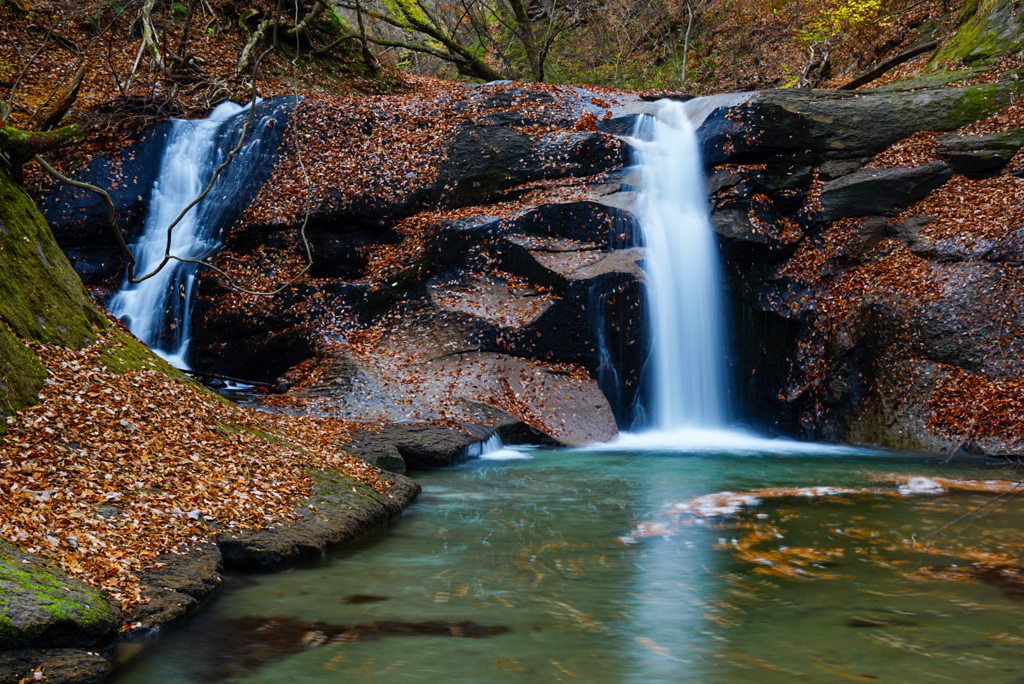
[
  {"xmin": 480, "ymin": 448, "xmax": 534, "ymax": 461},
  {"xmin": 898, "ymin": 477, "xmax": 945, "ymax": 495},
  {"xmin": 586, "ymin": 427, "xmax": 862, "ymax": 456}
]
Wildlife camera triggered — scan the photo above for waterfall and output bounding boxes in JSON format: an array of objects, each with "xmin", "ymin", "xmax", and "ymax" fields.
[
  {"xmin": 108, "ymin": 98, "xmax": 292, "ymax": 369},
  {"xmin": 630, "ymin": 100, "xmax": 731, "ymax": 430},
  {"xmin": 464, "ymin": 433, "xmax": 532, "ymax": 460}
]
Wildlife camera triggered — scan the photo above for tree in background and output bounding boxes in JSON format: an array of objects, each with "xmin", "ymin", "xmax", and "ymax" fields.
[{"xmin": 333, "ymin": 0, "xmax": 588, "ymax": 81}]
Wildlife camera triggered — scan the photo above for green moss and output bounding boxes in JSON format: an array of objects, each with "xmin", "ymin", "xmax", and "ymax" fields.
[
  {"xmin": 0, "ymin": 320, "xmax": 45, "ymax": 435},
  {"xmin": 958, "ymin": 0, "xmax": 980, "ymax": 23},
  {"xmin": 0, "ymin": 166, "xmax": 107, "ymax": 349},
  {"xmin": 0, "ymin": 549, "xmax": 117, "ymax": 649},
  {"xmin": 874, "ymin": 67, "xmax": 989, "ymax": 91},
  {"xmin": 930, "ymin": 0, "xmax": 1024, "ymax": 66},
  {"xmin": 99, "ymin": 327, "xmax": 180, "ymax": 376},
  {"xmin": 946, "ymin": 80, "xmax": 1024, "ymax": 123},
  {"xmin": 0, "ymin": 614, "xmax": 16, "ymax": 641}
]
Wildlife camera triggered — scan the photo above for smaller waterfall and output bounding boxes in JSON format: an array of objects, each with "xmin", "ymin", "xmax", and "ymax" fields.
[
  {"xmin": 630, "ymin": 101, "xmax": 731, "ymax": 430},
  {"xmin": 464, "ymin": 433, "xmax": 532, "ymax": 460},
  {"xmin": 108, "ymin": 99, "xmax": 290, "ymax": 369}
]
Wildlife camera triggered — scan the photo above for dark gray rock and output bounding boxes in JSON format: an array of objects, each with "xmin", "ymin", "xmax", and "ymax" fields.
[
  {"xmin": 819, "ymin": 158, "xmax": 870, "ymax": 180},
  {"xmin": 217, "ymin": 470, "xmax": 420, "ymax": 571},
  {"xmin": 889, "ymin": 215, "xmax": 937, "ymax": 242},
  {"xmin": 0, "ymin": 648, "xmax": 111, "ymax": 684},
  {"xmin": 818, "ymin": 162, "xmax": 953, "ymax": 221},
  {"xmin": 342, "ymin": 436, "xmax": 407, "ymax": 473},
  {"xmin": 936, "ymin": 128, "xmax": 1024, "ymax": 175},
  {"xmin": 696, "ymin": 81, "xmax": 1024, "ymax": 168},
  {"xmin": 41, "ymin": 96, "xmax": 297, "ymax": 286},
  {"xmin": 122, "ymin": 543, "xmax": 224, "ymax": 638},
  {"xmin": 0, "ymin": 542, "xmax": 120, "ymax": 651},
  {"xmin": 370, "ymin": 424, "xmax": 479, "ymax": 469}
]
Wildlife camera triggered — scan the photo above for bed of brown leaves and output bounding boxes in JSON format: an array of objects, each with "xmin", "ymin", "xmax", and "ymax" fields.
[
  {"xmin": 926, "ymin": 363, "xmax": 1024, "ymax": 445},
  {"xmin": 0, "ymin": 325, "xmax": 388, "ymax": 610}
]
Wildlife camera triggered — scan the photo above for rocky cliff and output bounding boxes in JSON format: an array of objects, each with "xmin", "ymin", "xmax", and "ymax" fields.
[{"xmin": 43, "ymin": 65, "xmax": 1024, "ymax": 456}]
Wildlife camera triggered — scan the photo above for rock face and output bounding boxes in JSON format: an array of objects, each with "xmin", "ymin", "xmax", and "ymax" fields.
[
  {"xmin": 818, "ymin": 162, "xmax": 953, "ymax": 221},
  {"xmin": 42, "ymin": 96, "xmax": 297, "ymax": 288},
  {"xmin": 82, "ymin": 83, "xmax": 646, "ymax": 445},
  {"xmin": 683, "ymin": 76, "xmax": 1024, "ymax": 455},
  {"xmin": 0, "ymin": 167, "xmax": 108, "ymax": 434},
  {"xmin": 41, "ymin": 76, "xmax": 1024, "ymax": 456},
  {"xmin": 216, "ymin": 469, "xmax": 420, "ymax": 571}
]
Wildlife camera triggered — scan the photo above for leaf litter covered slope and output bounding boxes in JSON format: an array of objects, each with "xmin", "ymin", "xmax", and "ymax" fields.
[{"xmin": 0, "ymin": 322, "xmax": 389, "ymax": 611}]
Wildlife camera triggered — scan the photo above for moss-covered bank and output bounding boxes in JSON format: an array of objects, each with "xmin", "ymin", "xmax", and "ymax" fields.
[{"xmin": 0, "ymin": 166, "xmax": 107, "ymax": 434}]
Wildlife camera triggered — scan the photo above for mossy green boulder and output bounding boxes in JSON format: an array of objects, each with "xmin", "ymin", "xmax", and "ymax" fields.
[
  {"xmin": 0, "ymin": 541, "xmax": 120, "ymax": 650},
  {"xmin": 0, "ymin": 165, "xmax": 108, "ymax": 434}
]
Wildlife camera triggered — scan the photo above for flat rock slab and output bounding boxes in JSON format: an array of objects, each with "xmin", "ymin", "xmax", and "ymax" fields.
[
  {"xmin": 818, "ymin": 162, "xmax": 953, "ymax": 221},
  {"xmin": 346, "ymin": 424, "xmax": 481, "ymax": 470},
  {"xmin": 0, "ymin": 542, "xmax": 120, "ymax": 651},
  {"xmin": 217, "ymin": 470, "xmax": 420, "ymax": 572},
  {"xmin": 937, "ymin": 129, "xmax": 1024, "ymax": 175}
]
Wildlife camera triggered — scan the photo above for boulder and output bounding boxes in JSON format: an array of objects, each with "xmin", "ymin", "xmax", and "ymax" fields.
[
  {"xmin": 361, "ymin": 424, "xmax": 479, "ymax": 469},
  {"xmin": 695, "ymin": 80, "xmax": 1024, "ymax": 167},
  {"xmin": 818, "ymin": 162, "xmax": 953, "ymax": 221},
  {"xmin": 0, "ymin": 542, "xmax": 120, "ymax": 651},
  {"xmin": 936, "ymin": 128, "xmax": 1024, "ymax": 175}
]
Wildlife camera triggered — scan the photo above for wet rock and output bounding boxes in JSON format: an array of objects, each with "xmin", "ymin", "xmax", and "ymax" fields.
[
  {"xmin": 936, "ymin": 128, "xmax": 1024, "ymax": 176},
  {"xmin": 359, "ymin": 424, "xmax": 479, "ymax": 470},
  {"xmin": 217, "ymin": 470, "xmax": 420, "ymax": 571},
  {"xmin": 42, "ymin": 96, "xmax": 297, "ymax": 285},
  {"xmin": 0, "ymin": 542, "xmax": 120, "ymax": 651},
  {"xmin": 123, "ymin": 543, "xmax": 224, "ymax": 637},
  {"xmin": 0, "ymin": 648, "xmax": 111, "ymax": 684},
  {"xmin": 40, "ymin": 122, "xmax": 171, "ymax": 284},
  {"xmin": 818, "ymin": 162, "xmax": 953, "ymax": 221}
]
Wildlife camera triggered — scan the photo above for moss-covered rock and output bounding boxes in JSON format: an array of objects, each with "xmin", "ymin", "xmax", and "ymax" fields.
[
  {"xmin": 930, "ymin": 0, "xmax": 1024, "ymax": 66},
  {"xmin": 0, "ymin": 541, "xmax": 120, "ymax": 651},
  {"xmin": 0, "ymin": 166, "xmax": 108, "ymax": 430},
  {"xmin": 0, "ymin": 323, "xmax": 46, "ymax": 438},
  {"xmin": 0, "ymin": 168, "xmax": 107, "ymax": 347}
]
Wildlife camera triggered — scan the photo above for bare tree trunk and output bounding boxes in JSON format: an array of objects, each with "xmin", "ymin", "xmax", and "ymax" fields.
[
  {"xmin": 504, "ymin": 0, "xmax": 544, "ymax": 81},
  {"xmin": 681, "ymin": 0, "xmax": 693, "ymax": 86},
  {"xmin": 354, "ymin": 0, "xmax": 379, "ymax": 73},
  {"xmin": 140, "ymin": 0, "xmax": 165, "ymax": 72}
]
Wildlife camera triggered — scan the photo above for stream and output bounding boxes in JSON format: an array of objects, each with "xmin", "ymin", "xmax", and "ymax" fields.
[{"xmin": 111, "ymin": 441, "xmax": 1024, "ymax": 683}]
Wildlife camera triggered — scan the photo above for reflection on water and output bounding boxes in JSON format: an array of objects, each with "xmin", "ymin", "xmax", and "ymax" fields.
[{"xmin": 112, "ymin": 447, "xmax": 1024, "ymax": 683}]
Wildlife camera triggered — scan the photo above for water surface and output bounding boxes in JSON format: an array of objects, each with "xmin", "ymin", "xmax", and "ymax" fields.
[{"xmin": 113, "ymin": 445, "xmax": 1024, "ymax": 683}]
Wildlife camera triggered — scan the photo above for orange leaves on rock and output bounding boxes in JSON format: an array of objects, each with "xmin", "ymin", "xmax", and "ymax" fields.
[{"xmin": 926, "ymin": 363, "xmax": 1024, "ymax": 445}]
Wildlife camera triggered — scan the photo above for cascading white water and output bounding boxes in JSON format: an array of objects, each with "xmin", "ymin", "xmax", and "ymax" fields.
[
  {"xmin": 108, "ymin": 101, "xmax": 252, "ymax": 369},
  {"xmin": 631, "ymin": 100, "xmax": 731, "ymax": 429}
]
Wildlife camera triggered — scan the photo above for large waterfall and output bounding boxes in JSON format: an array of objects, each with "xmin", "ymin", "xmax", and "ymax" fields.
[
  {"xmin": 631, "ymin": 100, "xmax": 731, "ymax": 430},
  {"xmin": 108, "ymin": 99, "xmax": 292, "ymax": 369}
]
